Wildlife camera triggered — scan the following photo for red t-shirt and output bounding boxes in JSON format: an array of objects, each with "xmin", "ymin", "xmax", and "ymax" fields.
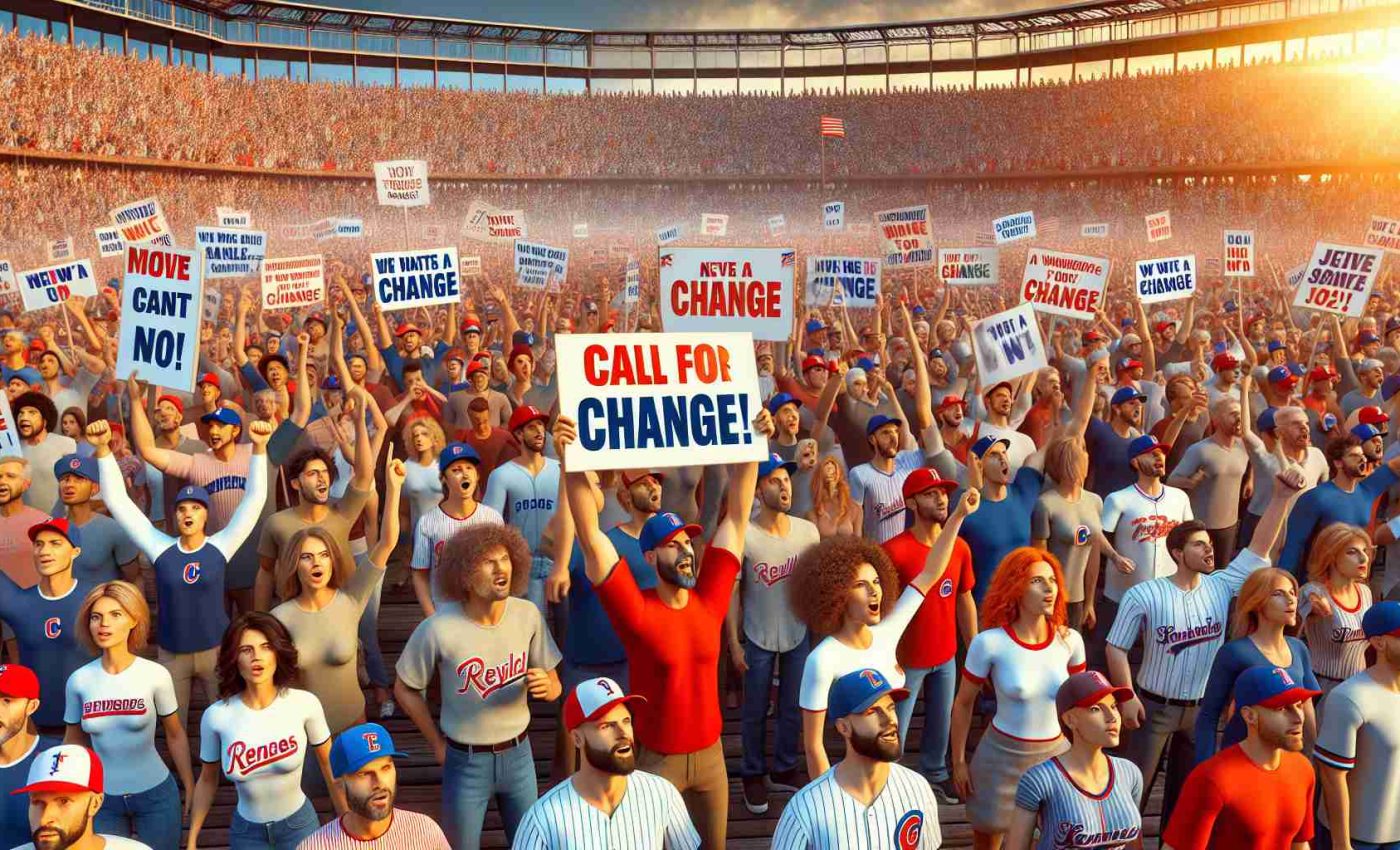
[
  {"xmin": 882, "ymin": 531, "xmax": 974, "ymax": 669},
  {"xmin": 595, "ymin": 545, "xmax": 740, "ymax": 754},
  {"xmin": 1162, "ymin": 744, "xmax": 1314, "ymax": 850}
]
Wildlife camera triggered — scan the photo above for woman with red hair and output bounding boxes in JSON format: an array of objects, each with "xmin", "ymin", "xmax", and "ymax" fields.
[
  {"xmin": 950, "ymin": 547, "xmax": 1085, "ymax": 850},
  {"xmin": 1300, "ymin": 523, "xmax": 1373, "ymax": 693}
]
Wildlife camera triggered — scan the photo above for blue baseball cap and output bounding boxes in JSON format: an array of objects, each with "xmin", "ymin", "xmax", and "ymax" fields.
[
  {"xmin": 912, "ymin": 305, "xmax": 926, "ymax": 315},
  {"xmin": 805, "ymin": 319, "xmax": 826, "ymax": 334},
  {"xmin": 1257, "ymin": 407, "xmax": 1277, "ymax": 432},
  {"xmin": 1267, "ymin": 366, "xmax": 1298, "ymax": 389},
  {"xmin": 866, "ymin": 414, "xmax": 903, "ymax": 437},
  {"xmin": 1361, "ymin": 601, "xmax": 1400, "ymax": 638},
  {"xmin": 1233, "ymin": 665, "xmax": 1320, "ymax": 710},
  {"xmin": 320, "ymin": 375, "xmax": 342, "ymax": 391},
  {"xmin": 970, "ymin": 435, "xmax": 1011, "ymax": 459},
  {"xmin": 329, "ymin": 723, "xmax": 407, "ymax": 778},
  {"xmin": 828, "ymin": 668, "xmax": 908, "ymax": 723},
  {"xmin": 757, "ymin": 453, "xmax": 797, "ymax": 481},
  {"xmin": 1267, "ymin": 340, "xmax": 1287, "ymax": 353},
  {"xmin": 856, "ymin": 357, "xmax": 877, "ymax": 372},
  {"xmin": 438, "ymin": 442, "xmax": 480, "ymax": 471},
  {"xmin": 1110, "ymin": 386, "xmax": 1147, "ymax": 406},
  {"xmin": 2, "ymin": 366, "xmax": 41, "ymax": 387},
  {"xmin": 766, "ymin": 392, "xmax": 802, "ymax": 414},
  {"xmin": 1128, "ymin": 434, "xmax": 1170, "ymax": 460},
  {"xmin": 200, "ymin": 407, "xmax": 242, "ymax": 428},
  {"xmin": 174, "ymin": 485, "xmax": 211, "ymax": 507},
  {"xmin": 54, "ymin": 454, "xmax": 98, "ymax": 484},
  {"xmin": 511, "ymin": 330, "xmax": 536, "ymax": 348},
  {"xmin": 1351, "ymin": 424, "xmax": 1381, "ymax": 442},
  {"xmin": 638, "ymin": 511, "xmax": 702, "ymax": 553},
  {"xmin": 1359, "ymin": 331, "xmax": 1381, "ymax": 345}
]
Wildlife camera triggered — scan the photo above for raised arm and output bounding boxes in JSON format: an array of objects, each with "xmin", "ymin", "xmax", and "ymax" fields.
[
  {"xmin": 1136, "ymin": 299, "xmax": 1157, "ymax": 377},
  {"xmin": 345, "ymin": 385, "xmax": 376, "ymax": 492},
  {"xmin": 126, "ymin": 373, "xmax": 172, "ymax": 472},
  {"xmin": 207, "ymin": 421, "xmax": 272, "ymax": 558},
  {"xmin": 337, "ymin": 279, "xmax": 384, "ymax": 374},
  {"xmin": 85, "ymin": 420, "xmax": 173, "ymax": 560},
  {"xmin": 903, "ymin": 298, "xmax": 933, "ymax": 433},
  {"xmin": 368, "ymin": 449, "xmax": 404, "ymax": 569},
  {"xmin": 232, "ymin": 291, "xmax": 252, "ymax": 367},
  {"xmin": 489, "ymin": 281, "xmax": 520, "ymax": 347},
  {"xmin": 555, "ymin": 416, "xmax": 620, "ymax": 586},
  {"xmin": 908, "ymin": 489, "xmax": 979, "ymax": 594},
  {"xmin": 710, "ymin": 409, "xmax": 774, "ymax": 557}
]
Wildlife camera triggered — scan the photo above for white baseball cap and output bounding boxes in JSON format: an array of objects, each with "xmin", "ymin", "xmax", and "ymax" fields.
[
  {"xmin": 563, "ymin": 677, "xmax": 646, "ymax": 731},
  {"xmin": 12, "ymin": 745, "xmax": 104, "ymax": 795}
]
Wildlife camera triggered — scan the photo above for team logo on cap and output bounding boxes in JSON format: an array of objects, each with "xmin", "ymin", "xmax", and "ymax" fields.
[
  {"xmin": 1273, "ymin": 667, "xmax": 1297, "ymax": 686},
  {"xmin": 938, "ymin": 578, "xmax": 954, "ymax": 598},
  {"xmin": 48, "ymin": 752, "xmax": 67, "ymax": 775},
  {"xmin": 860, "ymin": 669, "xmax": 885, "ymax": 688},
  {"xmin": 68, "ymin": 458, "xmax": 80, "ymax": 470},
  {"xmin": 44, "ymin": 618, "xmax": 61, "ymax": 639},
  {"xmin": 183, "ymin": 562, "xmax": 202, "ymax": 584},
  {"xmin": 596, "ymin": 679, "xmax": 617, "ymax": 697},
  {"xmin": 895, "ymin": 811, "xmax": 924, "ymax": 850},
  {"xmin": 1075, "ymin": 525, "xmax": 1091, "ymax": 546},
  {"xmin": 362, "ymin": 732, "xmax": 381, "ymax": 753}
]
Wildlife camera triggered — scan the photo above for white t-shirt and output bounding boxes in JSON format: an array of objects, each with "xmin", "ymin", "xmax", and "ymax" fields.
[
  {"xmin": 64, "ymin": 657, "xmax": 178, "ymax": 795},
  {"xmin": 1315, "ymin": 671, "xmax": 1400, "ymax": 843},
  {"xmin": 964, "ymin": 626, "xmax": 1086, "ymax": 741},
  {"xmin": 13, "ymin": 838, "xmax": 152, "ymax": 850},
  {"xmin": 199, "ymin": 688, "xmax": 330, "ymax": 824},
  {"xmin": 799, "ymin": 586, "xmax": 924, "ymax": 712},
  {"xmin": 1101, "ymin": 483, "xmax": 1193, "ymax": 602}
]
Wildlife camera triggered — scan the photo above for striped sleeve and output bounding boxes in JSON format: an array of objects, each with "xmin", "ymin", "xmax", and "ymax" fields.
[
  {"xmin": 511, "ymin": 808, "xmax": 552, "ymax": 850},
  {"xmin": 1315, "ymin": 688, "xmax": 1363, "ymax": 770},
  {"xmin": 770, "ymin": 793, "xmax": 812, "ymax": 850},
  {"xmin": 1105, "ymin": 585, "xmax": 1147, "ymax": 651},
  {"xmin": 660, "ymin": 778, "xmax": 701, "ymax": 849},
  {"xmin": 1014, "ymin": 761, "xmax": 1052, "ymax": 812}
]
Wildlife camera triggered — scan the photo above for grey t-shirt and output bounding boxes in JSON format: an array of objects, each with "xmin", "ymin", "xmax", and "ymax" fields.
[
  {"xmin": 740, "ymin": 517, "xmax": 820, "ymax": 653},
  {"xmin": 396, "ymin": 597, "xmax": 561, "ymax": 745},
  {"xmin": 772, "ymin": 441, "xmax": 815, "ymax": 518},
  {"xmin": 1031, "ymin": 488, "xmax": 1104, "ymax": 604},
  {"xmin": 23, "ymin": 432, "xmax": 79, "ymax": 513},
  {"xmin": 70, "ymin": 513, "xmax": 139, "ymax": 584},
  {"xmin": 1172, "ymin": 437, "xmax": 1250, "ymax": 529},
  {"xmin": 1316, "ymin": 672, "xmax": 1400, "ymax": 843}
]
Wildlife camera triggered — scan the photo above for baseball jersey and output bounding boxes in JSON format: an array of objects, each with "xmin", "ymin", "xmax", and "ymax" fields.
[
  {"xmin": 848, "ymin": 449, "xmax": 925, "ymax": 543},
  {"xmin": 12, "ymin": 837, "xmax": 151, "ymax": 850},
  {"xmin": 740, "ymin": 517, "xmax": 819, "ymax": 653},
  {"xmin": 410, "ymin": 502, "xmax": 504, "ymax": 607},
  {"xmin": 1105, "ymin": 549, "xmax": 1269, "ymax": 701},
  {"xmin": 63, "ymin": 656, "xmax": 178, "ymax": 794},
  {"xmin": 161, "ymin": 442, "xmax": 254, "ymax": 533},
  {"xmin": 199, "ymin": 687, "xmax": 331, "ymax": 824},
  {"xmin": 395, "ymin": 597, "xmax": 560, "ymax": 746},
  {"xmin": 1315, "ymin": 671, "xmax": 1400, "ymax": 843},
  {"xmin": 0, "ymin": 576, "xmax": 93, "ymax": 728},
  {"xmin": 800, "ymin": 587, "xmax": 924, "ymax": 712},
  {"xmin": 883, "ymin": 532, "xmax": 974, "ymax": 670},
  {"xmin": 482, "ymin": 457, "xmax": 560, "ymax": 579},
  {"xmin": 963, "ymin": 626, "xmax": 1086, "ymax": 741},
  {"xmin": 1100, "ymin": 483, "xmax": 1193, "ymax": 602},
  {"xmin": 0, "ymin": 733, "xmax": 61, "ymax": 850},
  {"xmin": 296, "ymin": 810, "xmax": 451, "ymax": 850},
  {"xmin": 771, "ymin": 761, "xmax": 942, "ymax": 849},
  {"xmin": 513, "ymin": 770, "xmax": 700, "ymax": 850},
  {"xmin": 1299, "ymin": 581, "xmax": 1372, "ymax": 681},
  {"xmin": 1014, "ymin": 756, "xmax": 1144, "ymax": 850}
]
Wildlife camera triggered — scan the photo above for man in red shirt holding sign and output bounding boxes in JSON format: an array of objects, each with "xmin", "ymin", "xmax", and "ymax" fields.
[{"xmin": 556, "ymin": 408, "xmax": 772, "ymax": 849}]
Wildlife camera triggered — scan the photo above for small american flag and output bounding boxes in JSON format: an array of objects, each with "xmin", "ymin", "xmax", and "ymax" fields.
[
  {"xmin": 781, "ymin": 251, "xmax": 795, "ymax": 267},
  {"xmin": 819, "ymin": 116, "xmax": 846, "ymax": 138}
]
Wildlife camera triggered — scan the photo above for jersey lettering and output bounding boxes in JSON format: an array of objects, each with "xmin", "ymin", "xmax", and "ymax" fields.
[
  {"xmin": 455, "ymin": 650, "xmax": 528, "ymax": 699},
  {"xmin": 895, "ymin": 810, "xmax": 924, "ymax": 850},
  {"xmin": 205, "ymin": 474, "xmax": 247, "ymax": 495},
  {"xmin": 1052, "ymin": 821, "xmax": 1142, "ymax": 849},
  {"xmin": 226, "ymin": 735, "xmax": 300, "ymax": 775},
  {"xmin": 82, "ymin": 698, "xmax": 147, "ymax": 718},
  {"xmin": 183, "ymin": 561, "xmax": 202, "ymax": 584},
  {"xmin": 43, "ymin": 617, "xmax": 61, "ymax": 639},
  {"xmin": 754, "ymin": 555, "xmax": 797, "ymax": 587},
  {"xmin": 1129, "ymin": 514, "xmax": 1179, "ymax": 543},
  {"xmin": 512, "ymin": 497, "xmax": 554, "ymax": 513},
  {"xmin": 362, "ymin": 731, "xmax": 381, "ymax": 753},
  {"xmin": 1155, "ymin": 618, "xmax": 1224, "ymax": 655}
]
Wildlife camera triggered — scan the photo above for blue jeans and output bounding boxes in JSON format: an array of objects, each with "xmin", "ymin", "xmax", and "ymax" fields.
[
  {"xmin": 739, "ymin": 638, "xmax": 809, "ymax": 778},
  {"xmin": 443, "ymin": 738, "xmax": 537, "ymax": 849},
  {"xmin": 895, "ymin": 660, "xmax": 957, "ymax": 781},
  {"xmin": 95, "ymin": 772, "xmax": 181, "ymax": 850},
  {"xmin": 355, "ymin": 551, "xmax": 389, "ymax": 689},
  {"xmin": 229, "ymin": 798, "xmax": 319, "ymax": 850}
]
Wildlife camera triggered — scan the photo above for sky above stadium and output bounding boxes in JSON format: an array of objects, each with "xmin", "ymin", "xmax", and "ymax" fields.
[{"xmin": 331, "ymin": 0, "xmax": 1046, "ymax": 30}]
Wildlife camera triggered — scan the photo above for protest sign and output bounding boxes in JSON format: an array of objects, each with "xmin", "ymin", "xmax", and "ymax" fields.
[
  {"xmin": 373, "ymin": 160, "xmax": 430, "ymax": 207},
  {"xmin": 0, "ymin": 260, "xmax": 14, "ymax": 298},
  {"xmin": 370, "ymin": 247, "xmax": 460, "ymax": 312},
  {"xmin": 313, "ymin": 219, "xmax": 338, "ymax": 241},
  {"xmin": 514, "ymin": 241, "xmax": 569, "ymax": 290},
  {"xmin": 657, "ymin": 223, "xmax": 683, "ymax": 245},
  {"xmin": 1292, "ymin": 242, "xmax": 1384, "ymax": 318},
  {"xmin": 109, "ymin": 197, "xmax": 173, "ymax": 246},
  {"xmin": 18, "ymin": 260, "xmax": 97, "ymax": 312},
  {"xmin": 1287, "ymin": 263, "xmax": 1306, "ymax": 290},
  {"xmin": 823, "ymin": 201, "xmax": 845, "ymax": 231},
  {"xmin": 335, "ymin": 218, "xmax": 363, "ymax": 238},
  {"xmin": 194, "ymin": 227, "xmax": 267, "ymax": 279},
  {"xmin": 701, "ymin": 214, "xmax": 729, "ymax": 237},
  {"xmin": 460, "ymin": 255, "xmax": 483, "ymax": 277},
  {"xmin": 0, "ymin": 391, "xmax": 19, "ymax": 455},
  {"xmin": 1364, "ymin": 215, "xmax": 1400, "ymax": 254},
  {"xmin": 554, "ymin": 331, "xmax": 769, "ymax": 472},
  {"xmin": 573, "ymin": 223, "xmax": 589, "ymax": 239},
  {"xmin": 216, "ymin": 207, "xmax": 251, "ymax": 229},
  {"xmin": 1081, "ymin": 223, "xmax": 1110, "ymax": 238},
  {"xmin": 422, "ymin": 224, "xmax": 446, "ymax": 244},
  {"xmin": 281, "ymin": 222, "xmax": 314, "ymax": 242},
  {"xmin": 117, "ymin": 245, "xmax": 202, "ymax": 392},
  {"xmin": 993, "ymin": 211, "xmax": 1036, "ymax": 245},
  {"xmin": 938, "ymin": 248, "xmax": 999, "ymax": 287},
  {"xmin": 660, "ymin": 248, "xmax": 793, "ymax": 340},
  {"xmin": 95, "ymin": 228, "xmax": 125, "ymax": 259},
  {"xmin": 1135, "ymin": 254, "xmax": 1197, "ymax": 304},
  {"xmin": 806, "ymin": 257, "xmax": 880, "ymax": 308},
  {"xmin": 47, "ymin": 237, "xmax": 74, "ymax": 262},
  {"xmin": 202, "ymin": 288, "xmax": 221, "ymax": 323},
  {"xmin": 1223, "ymin": 230, "xmax": 1255, "ymax": 277},
  {"xmin": 874, "ymin": 205, "xmax": 933, "ymax": 268},
  {"xmin": 973, "ymin": 303, "xmax": 1048, "ymax": 387},
  {"xmin": 767, "ymin": 215, "xmax": 786, "ymax": 238},
  {"xmin": 1146, "ymin": 211, "xmax": 1172, "ymax": 242},
  {"xmin": 463, "ymin": 201, "xmax": 527, "ymax": 242},
  {"xmin": 261, "ymin": 255, "xmax": 325, "ymax": 309},
  {"xmin": 624, "ymin": 258, "xmax": 641, "ymax": 304},
  {"xmin": 1020, "ymin": 248, "xmax": 1109, "ymax": 320}
]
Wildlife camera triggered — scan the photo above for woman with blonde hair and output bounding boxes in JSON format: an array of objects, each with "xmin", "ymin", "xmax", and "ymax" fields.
[
  {"xmin": 1193, "ymin": 567, "xmax": 1320, "ymax": 763},
  {"xmin": 1299, "ymin": 523, "xmax": 1373, "ymax": 692},
  {"xmin": 403, "ymin": 415, "xmax": 447, "ymax": 531},
  {"xmin": 807, "ymin": 454, "xmax": 861, "ymax": 538},
  {"xmin": 64, "ymin": 580, "xmax": 194, "ymax": 850},
  {"xmin": 950, "ymin": 547, "xmax": 1086, "ymax": 850}
]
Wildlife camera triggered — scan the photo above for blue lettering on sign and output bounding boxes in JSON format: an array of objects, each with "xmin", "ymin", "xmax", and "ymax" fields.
[{"xmin": 578, "ymin": 393, "xmax": 752, "ymax": 451}]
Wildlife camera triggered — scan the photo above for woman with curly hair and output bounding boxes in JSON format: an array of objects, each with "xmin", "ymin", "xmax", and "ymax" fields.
[
  {"xmin": 806, "ymin": 454, "xmax": 861, "ymax": 538},
  {"xmin": 795, "ymin": 489, "xmax": 979, "ymax": 779},
  {"xmin": 187, "ymin": 612, "xmax": 343, "ymax": 850},
  {"xmin": 950, "ymin": 547, "xmax": 1086, "ymax": 850},
  {"xmin": 1299, "ymin": 523, "xmax": 1374, "ymax": 692}
]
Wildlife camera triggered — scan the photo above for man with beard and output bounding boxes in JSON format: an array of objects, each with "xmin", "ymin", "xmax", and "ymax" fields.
[
  {"xmin": 458, "ymin": 396, "xmax": 519, "ymax": 479},
  {"xmin": 1161, "ymin": 665, "xmax": 1319, "ymax": 850},
  {"xmin": 0, "ymin": 665, "xmax": 60, "ymax": 849},
  {"xmin": 1281, "ymin": 435, "xmax": 1400, "ymax": 576},
  {"xmin": 11, "ymin": 744, "xmax": 153, "ymax": 850},
  {"xmin": 768, "ymin": 393, "xmax": 816, "ymax": 517},
  {"xmin": 0, "ymin": 459, "xmax": 51, "ymax": 590},
  {"xmin": 514, "ymin": 679, "xmax": 699, "ymax": 849},
  {"xmin": 297, "ymin": 723, "xmax": 449, "ymax": 850},
  {"xmin": 14, "ymin": 392, "xmax": 77, "ymax": 515},
  {"xmin": 1315, "ymin": 601, "xmax": 1400, "ymax": 850},
  {"xmin": 52, "ymin": 455, "xmax": 137, "ymax": 585},
  {"xmin": 726, "ymin": 454, "xmax": 819, "ymax": 815},
  {"xmin": 409, "ymin": 442, "xmax": 503, "ymax": 618},
  {"xmin": 772, "ymin": 668, "xmax": 941, "ymax": 849},
  {"xmin": 1086, "ymin": 385, "xmax": 1145, "ymax": 499},
  {"xmin": 484, "ymin": 406, "xmax": 562, "ymax": 616},
  {"xmin": 1168, "ymin": 394, "xmax": 1252, "ymax": 559},
  {"xmin": 1239, "ymin": 406, "xmax": 1328, "ymax": 554},
  {"xmin": 775, "ymin": 353, "xmax": 831, "ymax": 418}
]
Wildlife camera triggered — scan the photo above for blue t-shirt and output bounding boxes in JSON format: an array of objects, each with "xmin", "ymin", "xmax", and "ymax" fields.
[
  {"xmin": 0, "ymin": 578, "xmax": 94, "ymax": 728},
  {"xmin": 1278, "ymin": 465, "xmax": 1398, "ymax": 576},
  {"xmin": 1193, "ymin": 635, "xmax": 1320, "ymax": 765},
  {"xmin": 0, "ymin": 734, "xmax": 62, "ymax": 848},
  {"xmin": 70, "ymin": 513, "xmax": 139, "ymax": 585},
  {"xmin": 1086, "ymin": 417, "xmax": 1137, "ymax": 500},
  {"xmin": 483, "ymin": 458, "xmax": 561, "ymax": 580},
  {"xmin": 565, "ymin": 526, "xmax": 657, "ymax": 665},
  {"xmin": 153, "ymin": 541, "xmax": 230, "ymax": 653},
  {"xmin": 959, "ymin": 466, "xmax": 1044, "ymax": 603}
]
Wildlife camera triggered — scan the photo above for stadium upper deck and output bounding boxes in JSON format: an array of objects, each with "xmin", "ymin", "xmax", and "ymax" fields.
[{"xmin": 3, "ymin": 0, "xmax": 1397, "ymax": 93}]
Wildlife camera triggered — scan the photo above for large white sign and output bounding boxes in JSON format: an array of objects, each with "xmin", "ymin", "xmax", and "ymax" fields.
[
  {"xmin": 823, "ymin": 201, "xmax": 845, "ymax": 231},
  {"xmin": 1292, "ymin": 242, "xmax": 1384, "ymax": 318},
  {"xmin": 195, "ymin": 227, "xmax": 267, "ymax": 278},
  {"xmin": 18, "ymin": 260, "xmax": 97, "ymax": 312},
  {"xmin": 0, "ymin": 390, "xmax": 19, "ymax": 455},
  {"xmin": 514, "ymin": 241, "xmax": 569, "ymax": 290},
  {"xmin": 117, "ymin": 245, "xmax": 202, "ymax": 392},
  {"xmin": 373, "ymin": 160, "xmax": 430, "ymax": 207},
  {"xmin": 938, "ymin": 248, "xmax": 999, "ymax": 287},
  {"xmin": 993, "ymin": 211, "xmax": 1036, "ymax": 245},
  {"xmin": 805, "ymin": 257, "xmax": 881, "ymax": 308},
  {"xmin": 1364, "ymin": 216, "xmax": 1400, "ymax": 254},
  {"xmin": 874, "ymin": 205, "xmax": 933, "ymax": 268},
  {"xmin": 659, "ymin": 247, "xmax": 794, "ymax": 341},
  {"xmin": 371, "ymin": 247, "xmax": 460, "ymax": 312},
  {"xmin": 261, "ymin": 255, "xmax": 325, "ymax": 309},
  {"xmin": 462, "ymin": 201, "xmax": 527, "ymax": 242},
  {"xmin": 1223, "ymin": 230, "xmax": 1255, "ymax": 277},
  {"xmin": 973, "ymin": 303, "xmax": 1048, "ymax": 387},
  {"xmin": 109, "ymin": 197, "xmax": 173, "ymax": 246},
  {"xmin": 1135, "ymin": 254, "xmax": 1198, "ymax": 304},
  {"xmin": 1020, "ymin": 248, "xmax": 1110, "ymax": 320}
]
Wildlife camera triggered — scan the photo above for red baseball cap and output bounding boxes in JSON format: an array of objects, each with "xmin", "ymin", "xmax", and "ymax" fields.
[
  {"xmin": 466, "ymin": 360, "xmax": 488, "ymax": 376},
  {"xmin": 508, "ymin": 405, "xmax": 549, "ymax": 432},
  {"xmin": 155, "ymin": 394, "xmax": 184, "ymax": 414},
  {"xmin": 0, "ymin": 663, "xmax": 39, "ymax": 699},
  {"xmin": 1309, "ymin": 366, "xmax": 1339, "ymax": 382},
  {"xmin": 12, "ymin": 745, "xmax": 104, "ymax": 795},
  {"xmin": 620, "ymin": 469, "xmax": 665, "ymax": 488},
  {"xmin": 28, "ymin": 517, "xmax": 80, "ymax": 547},
  {"xmin": 801, "ymin": 354, "xmax": 829, "ymax": 373},
  {"xmin": 1359, "ymin": 407, "xmax": 1390, "ymax": 427},
  {"xmin": 1211, "ymin": 352, "xmax": 1240, "ymax": 371},
  {"xmin": 901, "ymin": 468, "xmax": 959, "ymax": 500},
  {"xmin": 197, "ymin": 372, "xmax": 221, "ymax": 389},
  {"xmin": 394, "ymin": 323, "xmax": 422, "ymax": 337},
  {"xmin": 508, "ymin": 343, "xmax": 534, "ymax": 364},
  {"xmin": 1083, "ymin": 330, "xmax": 1106, "ymax": 343},
  {"xmin": 563, "ymin": 677, "xmax": 646, "ymax": 731},
  {"xmin": 936, "ymin": 395, "xmax": 968, "ymax": 411}
]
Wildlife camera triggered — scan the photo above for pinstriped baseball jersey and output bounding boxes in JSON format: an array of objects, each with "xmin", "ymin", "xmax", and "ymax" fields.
[
  {"xmin": 848, "ymin": 450, "xmax": 925, "ymax": 543},
  {"xmin": 513, "ymin": 770, "xmax": 699, "ymax": 849},
  {"xmin": 1100, "ymin": 483, "xmax": 1192, "ymax": 602},
  {"xmin": 1105, "ymin": 549, "xmax": 1270, "ymax": 700},
  {"xmin": 1299, "ymin": 581, "xmax": 1373, "ymax": 681},
  {"xmin": 1014, "ymin": 755, "xmax": 1144, "ymax": 850},
  {"xmin": 770, "ymin": 762, "xmax": 942, "ymax": 849},
  {"xmin": 409, "ymin": 502, "xmax": 504, "ymax": 607}
]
